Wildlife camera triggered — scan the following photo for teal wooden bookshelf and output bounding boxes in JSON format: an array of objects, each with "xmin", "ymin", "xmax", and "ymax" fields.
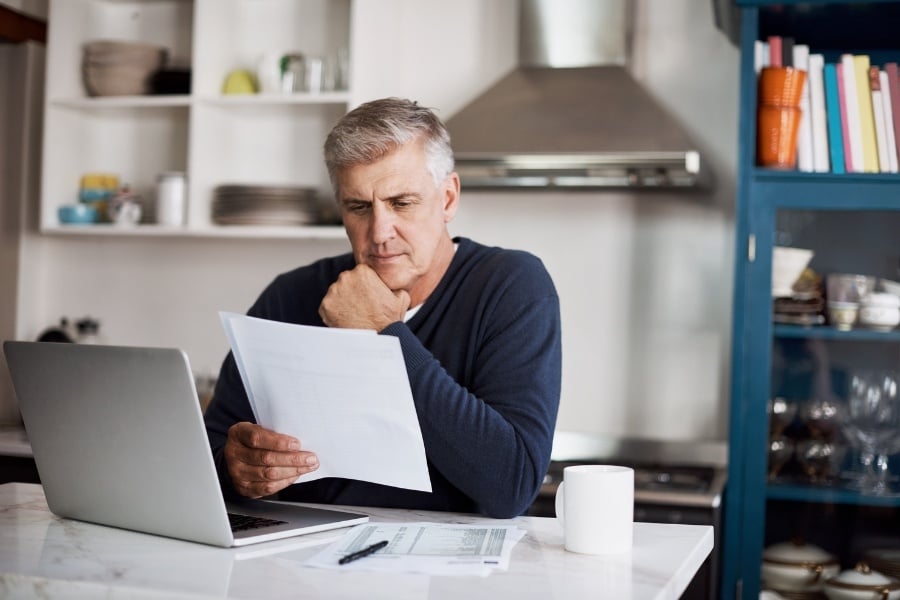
[{"xmin": 724, "ymin": 1, "xmax": 900, "ymax": 598}]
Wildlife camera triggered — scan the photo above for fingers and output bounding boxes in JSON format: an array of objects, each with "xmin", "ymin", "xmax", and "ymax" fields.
[
  {"xmin": 394, "ymin": 288, "xmax": 411, "ymax": 312},
  {"xmin": 224, "ymin": 422, "xmax": 319, "ymax": 498},
  {"xmin": 319, "ymin": 265, "xmax": 408, "ymax": 330}
]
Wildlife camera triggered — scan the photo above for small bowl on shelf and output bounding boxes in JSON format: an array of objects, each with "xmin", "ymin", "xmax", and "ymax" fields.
[
  {"xmin": 879, "ymin": 279, "xmax": 900, "ymax": 298},
  {"xmin": 57, "ymin": 203, "xmax": 98, "ymax": 225},
  {"xmin": 827, "ymin": 301, "xmax": 859, "ymax": 331},
  {"xmin": 858, "ymin": 293, "xmax": 900, "ymax": 332}
]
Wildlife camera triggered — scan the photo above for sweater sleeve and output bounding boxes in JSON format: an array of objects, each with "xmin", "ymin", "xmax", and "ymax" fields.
[{"xmin": 382, "ymin": 257, "xmax": 562, "ymax": 518}]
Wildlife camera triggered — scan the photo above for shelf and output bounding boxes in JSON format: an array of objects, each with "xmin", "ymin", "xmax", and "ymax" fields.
[
  {"xmin": 773, "ymin": 323, "xmax": 900, "ymax": 341},
  {"xmin": 41, "ymin": 0, "xmax": 353, "ymax": 240},
  {"xmin": 767, "ymin": 482, "xmax": 900, "ymax": 507},
  {"xmin": 750, "ymin": 171, "xmax": 900, "ymax": 210},
  {"xmin": 752, "ymin": 169, "xmax": 900, "ymax": 184},
  {"xmin": 51, "ymin": 96, "xmax": 192, "ymax": 109},
  {"xmin": 41, "ymin": 224, "xmax": 347, "ymax": 240},
  {"xmin": 199, "ymin": 92, "xmax": 351, "ymax": 107}
]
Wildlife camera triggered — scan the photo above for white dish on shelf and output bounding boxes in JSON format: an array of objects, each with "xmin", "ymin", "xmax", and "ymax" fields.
[
  {"xmin": 762, "ymin": 540, "xmax": 840, "ymax": 592},
  {"xmin": 772, "ymin": 246, "xmax": 814, "ymax": 298},
  {"xmin": 880, "ymin": 279, "xmax": 900, "ymax": 298}
]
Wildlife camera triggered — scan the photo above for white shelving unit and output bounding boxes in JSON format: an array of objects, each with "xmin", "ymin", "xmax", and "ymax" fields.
[{"xmin": 41, "ymin": 0, "xmax": 353, "ymax": 239}]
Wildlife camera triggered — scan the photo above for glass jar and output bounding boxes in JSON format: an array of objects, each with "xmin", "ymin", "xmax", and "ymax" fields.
[{"xmin": 156, "ymin": 172, "xmax": 186, "ymax": 226}]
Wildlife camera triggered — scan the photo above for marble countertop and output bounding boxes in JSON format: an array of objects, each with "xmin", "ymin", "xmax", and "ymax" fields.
[{"xmin": 0, "ymin": 483, "xmax": 713, "ymax": 599}]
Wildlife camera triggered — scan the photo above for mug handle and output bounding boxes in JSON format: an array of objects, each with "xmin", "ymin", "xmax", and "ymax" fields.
[{"xmin": 555, "ymin": 481, "xmax": 565, "ymax": 527}]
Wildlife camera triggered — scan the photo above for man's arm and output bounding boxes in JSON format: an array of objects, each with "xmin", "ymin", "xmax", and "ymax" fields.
[{"xmin": 384, "ymin": 257, "xmax": 561, "ymax": 519}]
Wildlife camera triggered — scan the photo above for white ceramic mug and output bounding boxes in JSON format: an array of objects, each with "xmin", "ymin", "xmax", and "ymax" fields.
[{"xmin": 555, "ymin": 465, "xmax": 634, "ymax": 555}]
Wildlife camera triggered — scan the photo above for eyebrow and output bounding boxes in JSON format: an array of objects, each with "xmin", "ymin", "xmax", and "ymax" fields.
[{"xmin": 341, "ymin": 192, "xmax": 421, "ymax": 204}]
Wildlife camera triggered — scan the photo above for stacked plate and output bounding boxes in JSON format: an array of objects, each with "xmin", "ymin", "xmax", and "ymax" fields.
[
  {"xmin": 864, "ymin": 549, "xmax": 900, "ymax": 579},
  {"xmin": 83, "ymin": 40, "xmax": 168, "ymax": 97},
  {"xmin": 212, "ymin": 185, "xmax": 319, "ymax": 226}
]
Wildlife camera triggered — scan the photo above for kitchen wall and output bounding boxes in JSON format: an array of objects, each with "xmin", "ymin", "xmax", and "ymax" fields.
[
  {"xmin": 0, "ymin": 40, "xmax": 43, "ymax": 425},
  {"xmin": 2, "ymin": 0, "xmax": 739, "ymax": 442}
]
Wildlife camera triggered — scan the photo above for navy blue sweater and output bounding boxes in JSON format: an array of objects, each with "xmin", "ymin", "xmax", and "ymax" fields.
[{"xmin": 203, "ymin": 237, "xmax": 562, "ymax": 518}]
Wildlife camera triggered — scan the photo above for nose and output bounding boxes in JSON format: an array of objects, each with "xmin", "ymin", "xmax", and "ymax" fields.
[{"xmin": 370, "ymin": 202, "xmax": 395, "ymax": 245}]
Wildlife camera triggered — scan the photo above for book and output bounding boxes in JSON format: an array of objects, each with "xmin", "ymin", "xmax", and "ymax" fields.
[
  {"xmin": 768, "ymin": 36, "xmax": 783, "ymax": 67},
  {"xmin": 793, "ymin": 44, "xmax": 814, "ymax": 172},
  {"xmin": 870, "ymin": 66, "xmax": 890, "ymax": 172},
  {"xmin": 781, "ymin": 37, "xmax": 795, "ymax": 68},
  {"xmin": 878, "ymin": 69, "xmax": 899, "ymax": 172},
  {"xmin": 754, "ymin": 40, "xmax": 769, "ymax": 74},
  {"xmin": 823, "ymin": 62, "xmax": 846, "ymax": 174},
  {"xmin": 839, "ymin": 55, "xmax": 862, "ymax": 172},
  {"xmin": 852, "ymin": 54, "xmax": 879, "ymax": 172},
  {"xmin": 808, "ymin": 54, "xmax": 830, "ymax": 173},
  {"xmin": 886, "ymin": 63, "xmax": 900, "ymax": 164}
]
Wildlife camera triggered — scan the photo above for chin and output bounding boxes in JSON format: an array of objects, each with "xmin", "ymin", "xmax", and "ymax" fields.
[{"xmin": 379, "ymin": 274, "xmax": 411, "ymax": 292}]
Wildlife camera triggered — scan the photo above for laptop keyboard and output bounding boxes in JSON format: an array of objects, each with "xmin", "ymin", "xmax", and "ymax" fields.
[{"xmin": 227, "ymin": 512, "xmax": 288, "ymax": 532}]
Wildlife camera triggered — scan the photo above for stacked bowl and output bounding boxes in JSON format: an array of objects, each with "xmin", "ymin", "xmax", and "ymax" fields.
[{"xmin": 83, "ymin": 40, "xmax": 168, "ymax": 97}]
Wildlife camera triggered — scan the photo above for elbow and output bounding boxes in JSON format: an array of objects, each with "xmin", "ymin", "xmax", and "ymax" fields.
[
  {"xmin": 483, "ymin": 504, "xmax": 529, "ymax": 520},
  {"xmin": 480, "ymin": 481, "xmax": 542, "ymax": 519}
]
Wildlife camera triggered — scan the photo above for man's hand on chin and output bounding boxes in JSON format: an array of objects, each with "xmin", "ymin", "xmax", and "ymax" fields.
[{"xmin": 319, "ymin": 264, "xmax": 411, "ymax": 330}]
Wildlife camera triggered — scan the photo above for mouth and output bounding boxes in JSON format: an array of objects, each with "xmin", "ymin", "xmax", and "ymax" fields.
[{"xmin": 368, "ymin": 252, "xmax": 403, "ymax": 264}]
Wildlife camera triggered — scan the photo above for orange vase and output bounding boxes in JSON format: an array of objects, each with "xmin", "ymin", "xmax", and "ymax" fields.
[{"xmin": 757, "ymin": 105, "xmax": 802, "ymax": 169}]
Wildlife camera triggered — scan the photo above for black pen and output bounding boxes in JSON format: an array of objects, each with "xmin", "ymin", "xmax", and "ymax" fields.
[{"xmin": 338, "ymin": 540, "xmax": 389, "ymax": 565}]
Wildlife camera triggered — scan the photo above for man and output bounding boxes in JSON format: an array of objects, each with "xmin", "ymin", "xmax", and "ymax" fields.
[{"xmin": 204, "ymin": 97, "xmax": 561, "ymax": 519}]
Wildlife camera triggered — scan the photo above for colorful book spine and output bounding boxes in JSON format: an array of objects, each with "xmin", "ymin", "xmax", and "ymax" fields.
[
  {"xmin": 878, "ymin": 69, "xmax": 899, "ymax": 173},
  {"xmin": 768, "ymin": 36, "xmax": 783, "ymax": 67},
  {"xmin": 852, "ymin": 55, "xmax": 879, "ymax": 172},
  {"xmin": 793, "ymin": 44, "xmax": 813, "ymax": 172},
  {"xmin": 870, "ymin": 67, "xmax": 890, "ymax": 172},
  {"xmin": 781, "ymin": 37, "xmax": 795, "ymax": 68},
  {"xmin": 754, "ymin": 40, "xmax": 769, "ymax": 74},
  {"xmin": 823, "ymin": 62, "xmax": 846, "ymax": 174},
  {"xmin": 840, "ymin": 54, "xmax": 862, "ymax": 172},
  {"xmin": 886, "ymin": 63, "xmax": 900, "ymax": 164},
  {"xmin": 808, "ymin": 54, "xmax": 830, "ymax": 173}
]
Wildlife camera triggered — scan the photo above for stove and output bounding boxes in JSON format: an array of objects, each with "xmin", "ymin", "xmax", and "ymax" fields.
[{"xmin": 528, "ymin": 432, "xmax": 728, "ymax": 600}]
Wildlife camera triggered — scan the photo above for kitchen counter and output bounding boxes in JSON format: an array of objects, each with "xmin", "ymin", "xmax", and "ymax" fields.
[{"xmin": 0, "ymin": 483, "xmax": 713, "ymax": 599}]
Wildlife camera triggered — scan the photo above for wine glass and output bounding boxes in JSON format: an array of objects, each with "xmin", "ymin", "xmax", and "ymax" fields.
[{"xmin": 842, "ymin": 369, "xmax": 900, "ymax": 495}]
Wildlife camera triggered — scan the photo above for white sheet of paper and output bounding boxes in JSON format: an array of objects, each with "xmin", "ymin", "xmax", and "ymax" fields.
[
  {"xmin": 300, "ymin": 522, "xmax": 526, "ymax": 576},
  {"xmin": 219, "ymin": 312, "xmax": 432, "ymax": 492}
]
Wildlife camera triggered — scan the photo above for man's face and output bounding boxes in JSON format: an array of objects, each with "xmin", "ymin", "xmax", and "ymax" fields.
[{"xmin": 336, "ymin": 139, "xmax": 460, "ymax": 306}]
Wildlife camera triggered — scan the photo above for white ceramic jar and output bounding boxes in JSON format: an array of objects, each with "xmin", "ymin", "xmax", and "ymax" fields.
[
  {"xmin": 859, "ymin": 293, "xmax": 900, "ymax": 332},
  {"xmin": 824, "ymin": 562, "xmax": 900, "ymax": 600},
  {"xmin": 156, "ymin": 172, "xmax": 186, "ymax": 226}
]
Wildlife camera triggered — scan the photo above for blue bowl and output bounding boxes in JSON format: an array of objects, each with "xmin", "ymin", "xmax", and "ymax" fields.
[{"xmin": 58, "ymin": 203, "xmax": 98, "ymax": 225}]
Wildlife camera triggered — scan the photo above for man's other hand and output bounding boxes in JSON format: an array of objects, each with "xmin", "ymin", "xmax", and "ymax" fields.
[
  {"xmin": 224, "ymin": 422, "xmax": 318, "ymax": 498},
  {"xmin": 319, "ymin": 264, "xmax": 410, "ymax": 330}
]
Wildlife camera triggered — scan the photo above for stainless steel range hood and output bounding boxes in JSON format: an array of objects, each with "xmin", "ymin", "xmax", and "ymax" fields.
[{"xmin": 446, "ymin": 0, "xmax": 705, "ymax": 190}]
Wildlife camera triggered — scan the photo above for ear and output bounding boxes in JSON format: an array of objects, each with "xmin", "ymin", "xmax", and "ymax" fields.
[{"xmin": 441, "ymin": 172, "xmax": 460, "ymax": 223}]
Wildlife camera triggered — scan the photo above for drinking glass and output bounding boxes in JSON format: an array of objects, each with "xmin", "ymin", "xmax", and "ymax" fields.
[{"xmin": 841, "ymin": 370, "xmax": 900, "ymax": 495}]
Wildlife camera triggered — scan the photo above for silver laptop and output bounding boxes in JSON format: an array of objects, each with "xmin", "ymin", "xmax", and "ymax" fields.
[{"xmin": 3, "ymin": 340, "xmax": 369, "ymax": 547}]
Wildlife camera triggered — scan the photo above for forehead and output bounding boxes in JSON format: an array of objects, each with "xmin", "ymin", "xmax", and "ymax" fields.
[{"xmin": 337, "ymin": 141, "xmax": 433, "ymax": 199}]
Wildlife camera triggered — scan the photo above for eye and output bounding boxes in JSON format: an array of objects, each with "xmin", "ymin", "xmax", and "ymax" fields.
[
  {"xmin": 391, "ymin": 198, "xmax": 415, "ymax": 210},
  {"xmin": 344, "ymin": 201, "xmax": 370, "ymax": 214}
]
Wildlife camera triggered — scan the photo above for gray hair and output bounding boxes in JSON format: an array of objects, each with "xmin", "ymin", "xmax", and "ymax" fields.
[{"xmin": 324, "ymin": 97, "xmax": 454, "ymax": 194}]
